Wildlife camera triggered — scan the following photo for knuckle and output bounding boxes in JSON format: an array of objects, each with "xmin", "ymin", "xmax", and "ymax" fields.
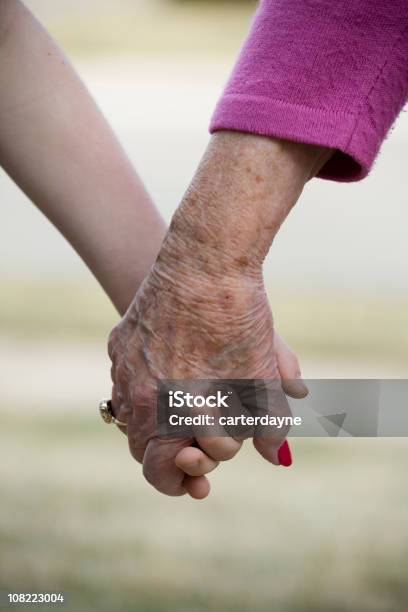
[
  {"xmin": 129, "ymin": 383, "xmax": 156, "ymax": 413},
  {"xmin": 115, "ymin": 362, "xmax": 130, "ymax": 389},
  {"xmin": 107, "ymin": 327, "xmax": 120, "ymax": 361}
]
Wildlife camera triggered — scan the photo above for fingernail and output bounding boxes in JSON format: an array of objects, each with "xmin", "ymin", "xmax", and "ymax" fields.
[{"xmin": 278, "ymin": 440, "xmax": 292, "ymax": 467}]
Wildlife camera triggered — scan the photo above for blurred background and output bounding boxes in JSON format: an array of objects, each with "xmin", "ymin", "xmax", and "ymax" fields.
[{"xmin": 1, "ymin": 1, "xmax": 407, "ymax": 611}]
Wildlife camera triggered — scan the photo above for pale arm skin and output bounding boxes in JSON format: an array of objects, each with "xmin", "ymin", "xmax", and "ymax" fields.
[
  {"xmin": 0, "ymin": 0, "xmax": 164, "ymax": 315},
  {"xmin": 0, "ymin": 0, "xmax": 307, "ymax": 499}
]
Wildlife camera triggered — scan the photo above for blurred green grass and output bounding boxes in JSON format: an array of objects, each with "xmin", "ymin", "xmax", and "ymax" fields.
[
  {"xmin": 1, "ymin": 278, "xmax": 118, "ymax": 339},
  {"xmin": 27, "ymin": 0, "xmax": 255, "ymax": 58},
  {"xmin": 2, "ymin": 277, "xmax": 408, "ymax": 611},
  {"xmin": 1, "ymin": 405, "xmax": 408, "ymax": 612},
  {"xmin": 2, "ymin": 278, "xmax": 408, "ymax": 364},
  {"xmin": 273, "ymin": 292, "xmax": 408, "ymax": 363}
]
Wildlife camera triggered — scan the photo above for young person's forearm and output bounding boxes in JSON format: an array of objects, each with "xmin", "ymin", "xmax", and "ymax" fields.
[
  {"xmin": 0, "ymin": 0, "xmax": 165, "ymax": 315},
  {"xmin": 161, "ymin": 132, "xmax": 331, "ymax": 276}
]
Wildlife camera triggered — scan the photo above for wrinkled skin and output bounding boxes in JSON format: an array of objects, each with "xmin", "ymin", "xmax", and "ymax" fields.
[
  {"xmin": 108, "ymin": 133, "xmax": 327, "ymax": 499},
  {"xmin": 109, "ymin": 234, "xmax": 306, "ymax": 499}
]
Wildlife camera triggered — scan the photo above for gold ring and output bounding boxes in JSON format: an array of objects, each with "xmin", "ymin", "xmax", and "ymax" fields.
[{"xmin": 99, "ymin": 399, "xmax": 127, "ymax": 428}]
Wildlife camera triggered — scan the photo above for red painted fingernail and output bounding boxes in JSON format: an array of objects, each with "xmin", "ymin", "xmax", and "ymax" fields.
[{"xmin": 278, "ymin": 440, "xmax": 292, "ymax": 467}]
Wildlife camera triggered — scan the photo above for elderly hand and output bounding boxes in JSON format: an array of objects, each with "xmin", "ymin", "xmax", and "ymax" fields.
[
  {"xmin": 108, "ymin": 132, "xmax": 330, "ymax": 498},
  {"xmin": 108, "ymin": 240, "xmax": 306, "ymax": 498}
]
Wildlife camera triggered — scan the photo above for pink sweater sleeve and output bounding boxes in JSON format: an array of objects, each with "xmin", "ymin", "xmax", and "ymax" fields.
[{"xmin": 209, "ymin": 0, "xmax": 408, "ymax": 182}]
